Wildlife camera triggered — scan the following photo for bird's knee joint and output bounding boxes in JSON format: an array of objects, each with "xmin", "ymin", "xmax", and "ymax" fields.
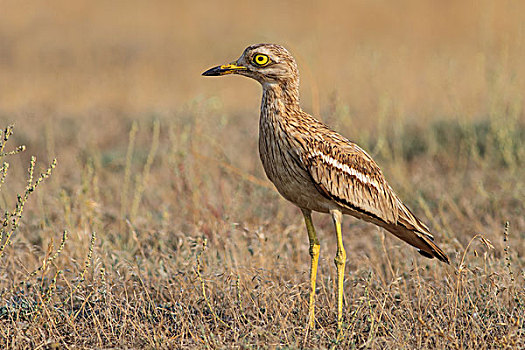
[
  {"xmin": 334, "ymin": 249, "xmax": 346, "ymax": 267},
  {"xmin": 309, "ymin": 243, "xmax": 320, "ymax": 257}
]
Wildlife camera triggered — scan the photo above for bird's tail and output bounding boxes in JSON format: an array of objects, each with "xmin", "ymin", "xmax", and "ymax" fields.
[{"xmin": 380, "ymin": 196, "xmax": 450, "ymax": 264}]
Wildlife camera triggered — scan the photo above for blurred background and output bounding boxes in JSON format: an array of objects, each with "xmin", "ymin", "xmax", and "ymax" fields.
[{"xmin": 1, "ymin": 0, "xmax": 524, "ymax": 121}]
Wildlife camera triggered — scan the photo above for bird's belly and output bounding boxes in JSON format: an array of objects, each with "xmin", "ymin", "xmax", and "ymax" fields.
[
  {"xmin": 279, "ymin": 184, "xmax": 334, "ymax": 213},
  {"xmin": 259, "ymin": 141, "xmax": 334, "ymax": 213}
]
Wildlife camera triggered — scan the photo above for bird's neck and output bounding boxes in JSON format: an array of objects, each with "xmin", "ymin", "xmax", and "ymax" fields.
[{"xmin": 261, "ymin": 80, "xmax": 301, "ymax": 119}]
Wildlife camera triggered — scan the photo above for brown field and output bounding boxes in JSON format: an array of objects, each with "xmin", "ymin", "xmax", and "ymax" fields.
[{"xmin": 0, "ymin": 1, "xmax": 524, "ymax": 349}]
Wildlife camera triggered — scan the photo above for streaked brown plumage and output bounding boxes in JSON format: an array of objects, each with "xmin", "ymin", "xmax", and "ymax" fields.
[{"xmin": 203, "ymin": 43, "xmax": 449, "ymax": 334}]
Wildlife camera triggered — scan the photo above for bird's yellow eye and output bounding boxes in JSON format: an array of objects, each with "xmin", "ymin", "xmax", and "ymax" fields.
[{"xmin": 252, "ymin": 54, "xmax": 270, "ymax": 67}]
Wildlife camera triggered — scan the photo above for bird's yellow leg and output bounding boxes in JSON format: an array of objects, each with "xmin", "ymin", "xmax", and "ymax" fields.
[
  {"xmin": 331, "ymin": 209, "xmax": 346, "ymax": 338},
  {"xmin": 301, "ymin": 209, "xmax": 320, "ymax": 329}
]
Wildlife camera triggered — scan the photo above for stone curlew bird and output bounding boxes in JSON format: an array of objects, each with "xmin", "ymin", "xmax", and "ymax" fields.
[{"xmin": 202, "ymin": 43, "xmax": 449, "ymax": 335}]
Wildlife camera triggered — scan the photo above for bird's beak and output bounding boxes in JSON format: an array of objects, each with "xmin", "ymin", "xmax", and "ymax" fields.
[{"xmin": 202, "ymin": 62, "xmax": 247, "ymax": 76}]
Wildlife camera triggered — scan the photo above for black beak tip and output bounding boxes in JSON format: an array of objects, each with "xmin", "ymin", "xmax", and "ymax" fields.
[{"xmin": 202, "ymin": 66, "xmax": 222, "ymax": 76}]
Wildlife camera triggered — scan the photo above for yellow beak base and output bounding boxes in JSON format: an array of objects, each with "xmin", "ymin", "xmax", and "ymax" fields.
[{"xmin": 202, "ymin": 63, "xmax": 247, "ymax": 76}]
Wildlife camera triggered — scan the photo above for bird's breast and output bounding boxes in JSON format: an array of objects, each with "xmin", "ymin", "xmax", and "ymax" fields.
[{"xmin": 258, "ymin": 112, "xmax": 334, "ymax": 213}]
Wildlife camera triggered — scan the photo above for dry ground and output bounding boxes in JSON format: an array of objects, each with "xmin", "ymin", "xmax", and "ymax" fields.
[{"xmin": 1, "ymin": 1, "xmax": 524, "ymax": 349}]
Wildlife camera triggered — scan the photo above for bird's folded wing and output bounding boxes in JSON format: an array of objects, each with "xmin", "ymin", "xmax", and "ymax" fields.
[
  {"xmin": 299, "ymin": 139, "xmax": 449, "ymax": 263},
  {"xmin": 301, "ymin": 140, "xmax": 398, "ymax": 224}
]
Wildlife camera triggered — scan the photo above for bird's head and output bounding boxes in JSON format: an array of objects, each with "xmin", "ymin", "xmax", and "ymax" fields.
[{"xmin": 202, "ymin": 44, "xmax": 299, "ymax": 86}]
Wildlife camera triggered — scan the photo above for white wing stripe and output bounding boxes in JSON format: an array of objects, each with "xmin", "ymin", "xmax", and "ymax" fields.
[{"xmin": 308, "ymin": 150, "xmax": 381, "ymax": 191}]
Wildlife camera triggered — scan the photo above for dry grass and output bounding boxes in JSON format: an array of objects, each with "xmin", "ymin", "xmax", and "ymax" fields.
[{"xmin": 1, "ymin": 1, "xmax": 524, "ymax": 349}]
